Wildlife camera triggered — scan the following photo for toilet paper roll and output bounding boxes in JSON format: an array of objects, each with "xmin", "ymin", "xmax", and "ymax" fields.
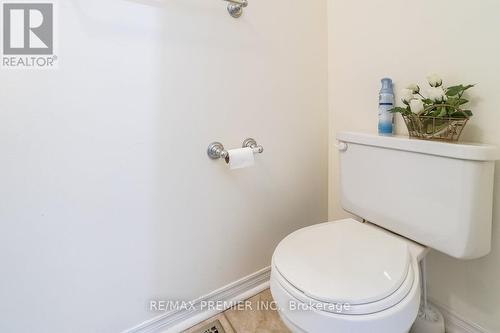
[{"xmin": 225, "ymin": 148, "xmax": 255, "ymax": 170}]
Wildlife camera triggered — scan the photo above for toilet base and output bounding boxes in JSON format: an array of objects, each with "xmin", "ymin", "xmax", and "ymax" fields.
[
  {"xmin": 278, "ymin": 311, "xmax": 306, "ymax": 333},
  {"xmin": 410, "ymin": 304, "xmax": 445, "ymax": 333}
]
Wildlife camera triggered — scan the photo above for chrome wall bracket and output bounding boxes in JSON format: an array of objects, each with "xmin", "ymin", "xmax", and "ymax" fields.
[
  {"xmin": 242, "ymin": 138, "xmax": 264, "ymax": 153},
  {"xmin": 222, "ymin": 0, "xmax": 248, "ymax": 18},
  {"xmin": 207, "ymin": 142, "xmax": 229, "ymax": 160}
]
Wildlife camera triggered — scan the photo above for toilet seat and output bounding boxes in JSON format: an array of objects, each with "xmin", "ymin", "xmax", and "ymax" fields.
[
  {"xmin": 272, "ymin": 219, "xmax": 417, "ymax": 315},
  {"xmin": 270, "ymin": 219, "xmax": 426, "ymax": 333},
  {"xmin": 272, "ymin": 261, "xmax": 415, "ymax": 315}
]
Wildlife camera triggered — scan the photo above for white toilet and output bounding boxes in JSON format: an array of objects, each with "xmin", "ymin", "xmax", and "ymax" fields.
[{"xmin": 270, "ymin": 132, "xmax": 500, "ymax": 333}]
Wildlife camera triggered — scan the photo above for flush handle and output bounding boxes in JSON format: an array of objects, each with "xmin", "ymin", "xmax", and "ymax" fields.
[{"xmin": 336, "ymin": 141, "xmax": 348, "ymax": 152}]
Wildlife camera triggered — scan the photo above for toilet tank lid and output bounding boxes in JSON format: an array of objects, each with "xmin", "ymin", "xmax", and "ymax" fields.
[{"xmin": 337, "ymin": 131, "xmax": 500, "ymax": 161}]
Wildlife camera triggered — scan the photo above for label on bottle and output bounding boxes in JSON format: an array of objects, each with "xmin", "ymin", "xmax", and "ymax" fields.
[{"xmin": 378, "ymin": 93, "xmax": 394, "ymax": 135}]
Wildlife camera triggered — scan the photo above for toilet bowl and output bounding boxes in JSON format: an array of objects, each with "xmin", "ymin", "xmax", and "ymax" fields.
[{"xmin": 270, "ymin": 219, "xmax": 426, "ymax": 333}]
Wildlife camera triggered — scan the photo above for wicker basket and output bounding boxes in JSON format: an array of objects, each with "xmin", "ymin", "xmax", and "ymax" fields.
[{"xmin": 401, "ymin": 105, "xmax": 470, "ymax": 142}]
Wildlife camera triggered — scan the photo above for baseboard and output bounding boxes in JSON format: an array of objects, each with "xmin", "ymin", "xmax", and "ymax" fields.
[
  {"xmin": 430, "ymin": 299, "xmax": 492, "ymax": 333},
  {"xmin": 123, "ymin": 267, "xmax": 271, "ymax": 333}
]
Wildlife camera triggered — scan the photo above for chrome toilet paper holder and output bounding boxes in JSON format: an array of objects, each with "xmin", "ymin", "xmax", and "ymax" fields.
[{"xmin": 207, "ymin": 138, "xmax": 264, "ymax": 161}]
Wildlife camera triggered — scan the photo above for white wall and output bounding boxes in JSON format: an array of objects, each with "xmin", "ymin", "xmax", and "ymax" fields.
[
  {"xmin": 328, "ymin": 0, "xmax": 500, "ymax": 331},
  {"xmin": 0, "ymin": 1, "xmax": 328, "ymax": 332}
]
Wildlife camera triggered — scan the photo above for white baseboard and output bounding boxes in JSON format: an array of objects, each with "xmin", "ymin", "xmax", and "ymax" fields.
[
  {"xmin": 123, "ymin": 267, "xmax": 271, "ymax": 333},
  {"xmin": 430, "ymin": 299, "xmax": 491, "ymax": 333}
]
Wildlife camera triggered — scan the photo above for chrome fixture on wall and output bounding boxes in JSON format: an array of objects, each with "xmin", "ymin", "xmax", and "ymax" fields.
[
  {"xmin": 222, "ymin": 0, "xmax": 248, "ymax": 18},
  {"xmin": 207, "ymin": 138, "xmax": 263, "ymax": 161},
  {"xmin": 207, "ymin": 142, "xmax": 229, "ymax": 161}
]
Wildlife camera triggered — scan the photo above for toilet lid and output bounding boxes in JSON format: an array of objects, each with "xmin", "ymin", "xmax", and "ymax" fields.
[{"xmin": 273, "ymin": 219, "xmax": 411, "ymax": 305}]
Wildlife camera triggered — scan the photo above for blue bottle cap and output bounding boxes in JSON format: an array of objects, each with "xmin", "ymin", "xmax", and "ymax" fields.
[{"xmin": 380, "ymin": 78, "xmax": 393, "ymax": 95}]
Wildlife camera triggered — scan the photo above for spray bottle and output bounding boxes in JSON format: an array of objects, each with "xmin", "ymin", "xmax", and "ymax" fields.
[{"xmin": 378, "ymin": 78, "xmax": 395, "ymax": 135}]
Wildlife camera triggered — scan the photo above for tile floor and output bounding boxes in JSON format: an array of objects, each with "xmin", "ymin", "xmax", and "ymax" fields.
[{"xmin": 183, "ymin": 289, "xmax": 291, "ymax": 333}]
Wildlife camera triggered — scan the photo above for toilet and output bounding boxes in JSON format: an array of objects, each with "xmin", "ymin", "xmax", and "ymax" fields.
[{"xmin": 270, "ymin": 132, "xmax": 500, "ymax": 333}]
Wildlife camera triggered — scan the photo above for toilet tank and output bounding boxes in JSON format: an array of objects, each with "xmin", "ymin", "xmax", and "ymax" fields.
[{"xmin": 337, "ymin": 132, "xmax": 500, "ymax": 259}]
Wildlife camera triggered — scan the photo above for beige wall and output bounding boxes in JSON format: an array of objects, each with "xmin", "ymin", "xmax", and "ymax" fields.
[{"xmin": 328, "ymin": 0, "xmax": 500, "ymax": 331}]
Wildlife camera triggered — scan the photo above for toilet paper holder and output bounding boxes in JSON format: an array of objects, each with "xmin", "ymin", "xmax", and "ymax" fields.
[{"xmin": 207, "ymin": 138, "xmax": 264, "ymax": 161}]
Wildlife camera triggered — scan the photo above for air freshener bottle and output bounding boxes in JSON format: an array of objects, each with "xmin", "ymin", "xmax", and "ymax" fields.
[{"xmin": 378, "ymin": 78, "xmax": 395, "ymax": 135}]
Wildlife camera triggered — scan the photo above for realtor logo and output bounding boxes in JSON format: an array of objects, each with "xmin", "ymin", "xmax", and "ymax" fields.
[{"xmin": 2, "ymin": 2, "xmax": 57, "ymax": 68}]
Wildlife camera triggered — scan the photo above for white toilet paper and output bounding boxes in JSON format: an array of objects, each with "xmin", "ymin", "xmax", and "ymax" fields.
[{"xmin": 226, "ymin": 148, "xmax": 255, "ymax": 170}]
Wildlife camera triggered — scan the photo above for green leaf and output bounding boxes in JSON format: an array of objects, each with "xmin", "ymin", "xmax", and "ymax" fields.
[
  {"xmin": 437, "ymin": 107, "xmax": 448, "ymax": 117},
  {"xmin": 428, "ymin": 109, "xmax": 440, "ymax": 117},
  {"xmin": 463, "ymin": 110, "xmax": 473, "ymax": 117},
  {"xmin": 447, "ymin": 98, "xmax": 459, "ymax": 106},
  {"xmin": 446, "ymin": 84, "xmax": 475, "ymax": 97},
  {"xmin": 389, "ymin": 107, "xmax": 410, "ymax": 114},
  {"xmin": 450, "ymin": 110, "xmax": 473, "ymax": 118},
  {"xmin": 446, "ymin": 85, "xmax": 463, "ymax": 96},
  {"xmin": 462, "ymin": 84, "xmax": 475, "ymax": 91},
  {"xmin": 448, "ymin": 98, "xmax": 469, "ymax": 107}
]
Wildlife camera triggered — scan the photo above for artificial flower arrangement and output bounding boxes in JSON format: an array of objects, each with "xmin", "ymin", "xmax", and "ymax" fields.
[{"xmin": 391, "ymin": 74, "xmax": 474, "ymax": 141}]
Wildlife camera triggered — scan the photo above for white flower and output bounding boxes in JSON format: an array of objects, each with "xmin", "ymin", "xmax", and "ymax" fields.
[
  {"xmin": 407, "ymin": 84, "xmax": 420, "ymax": 94},
  {"xmin": 427, "ymin": 73, "xmax": 443, "ymax": 87},
  {"xmin": 400, "ymin": 88, "xmax": 414, "ymax": 104},
  {"xmin": 409, "ymin": 99, "xmax": 424, "ymax": 114},
  {"xmin": 428, "ymin": 87, "xmax": 447, "ymax": 102}
]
